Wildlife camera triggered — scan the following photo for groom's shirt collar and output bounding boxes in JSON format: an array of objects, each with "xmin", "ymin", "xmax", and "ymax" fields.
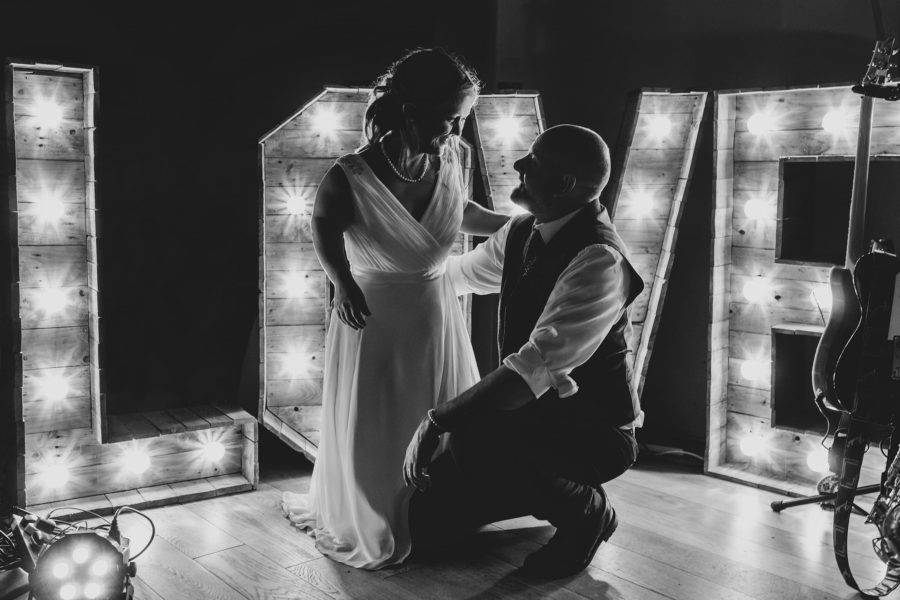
[{"xmin": 532, "ymin": 208, "xmax": 581, "ymax": 244}]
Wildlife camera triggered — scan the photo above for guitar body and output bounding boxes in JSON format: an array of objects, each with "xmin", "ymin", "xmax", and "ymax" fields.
[
  {"xmin": 833, "ymin": 250, "xmax": 900, "ymax": 426},
  {"xmin": 812, "ymin": 267, "xmax": 860, "ymax": 422}
]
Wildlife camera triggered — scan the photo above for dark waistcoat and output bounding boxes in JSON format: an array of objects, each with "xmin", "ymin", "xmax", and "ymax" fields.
[{"xmin": 498, "ymin": 200, "xmax": 645, "ymax": 427}]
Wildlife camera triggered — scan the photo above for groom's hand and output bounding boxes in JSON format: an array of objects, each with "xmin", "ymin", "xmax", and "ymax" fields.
[{"xmin": 403, "ymin": 416, "xmax": 440, "ymax": 491}]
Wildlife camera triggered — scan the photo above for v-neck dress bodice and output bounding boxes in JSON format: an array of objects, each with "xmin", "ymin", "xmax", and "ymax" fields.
[
  {"xmin": 339, "ymin": 150, "xmax": 463, "ymax": 282},
  {"xmin": 281, "ymin": 145, "xmax": 480, "ymax": 569}
]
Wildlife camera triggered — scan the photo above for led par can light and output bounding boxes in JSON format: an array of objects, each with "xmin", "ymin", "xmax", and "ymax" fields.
[{"xmin": 29, "ymin": 531, "xmax": 133, "ymax": 600}]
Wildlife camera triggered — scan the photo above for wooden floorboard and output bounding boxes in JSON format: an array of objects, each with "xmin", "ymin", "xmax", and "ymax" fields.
[{"xmin": 9, "ymin": 452, "xmax": 895, "ymax": 599}]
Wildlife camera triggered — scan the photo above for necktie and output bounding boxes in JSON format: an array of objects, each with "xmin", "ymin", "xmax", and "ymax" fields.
[{"xmin": 522, "ymin": 227, "xmax": 544, "ymax": 276}]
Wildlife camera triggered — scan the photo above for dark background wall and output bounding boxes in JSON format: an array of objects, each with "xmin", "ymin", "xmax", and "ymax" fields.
[{"xmin": 0, "ymin": 1, "xmax": 894, "ymax": 484}]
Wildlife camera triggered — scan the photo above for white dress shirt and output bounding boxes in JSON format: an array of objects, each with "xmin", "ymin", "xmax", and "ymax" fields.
[{"xmin": 446, "ymin": 208, "xmax": 645, "ymax": 428}]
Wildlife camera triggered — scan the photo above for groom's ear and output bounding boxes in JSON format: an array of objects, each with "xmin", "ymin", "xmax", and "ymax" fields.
[{"xmin": 554, "ymin": 173, "xmax": 577, "ymax": 196}]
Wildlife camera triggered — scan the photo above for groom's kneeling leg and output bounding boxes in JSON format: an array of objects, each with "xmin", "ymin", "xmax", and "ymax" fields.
[
  {"xmin": 409, "ymin": 452, "xmax": 478, "ymax": 555},
  {"xmin": 521, "ymin": 425, "xmax": 638, "ymax": 578}
]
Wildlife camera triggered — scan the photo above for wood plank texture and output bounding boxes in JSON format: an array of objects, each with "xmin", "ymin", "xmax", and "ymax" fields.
[
  {"xmin": 705, "ymin": 86, "xmax": 900, "ymax": 489},
  {"xmin": 100, "ymin": 457, "xmax": 882, "ymax": 600}
]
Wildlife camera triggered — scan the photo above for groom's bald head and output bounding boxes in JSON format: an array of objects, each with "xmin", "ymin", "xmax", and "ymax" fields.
[
  {"xmin": 511, "ymin": 124, "xmax": 611, "ymax": 221},
  {"xmin": 537, "ymin": 125, "xmax": 611, "ymax": 199}
]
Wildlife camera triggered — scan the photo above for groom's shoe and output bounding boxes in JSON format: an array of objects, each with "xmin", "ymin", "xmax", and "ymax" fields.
[{"xmin": 522, "ymin": 486, "xmax": 617, "ymax": 579}]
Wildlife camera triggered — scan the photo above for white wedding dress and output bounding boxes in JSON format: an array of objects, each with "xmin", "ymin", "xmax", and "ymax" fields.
[{"xmin": 281, "ymin": 147, "xmax": 480, "ymax": 569}]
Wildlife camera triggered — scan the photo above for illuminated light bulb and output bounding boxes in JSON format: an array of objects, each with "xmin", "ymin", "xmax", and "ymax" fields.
[
  {"xmin": 809, "ymin": 285, "xmax": 832, "ymax": 312},
  {"xmin": 90, "ymin": 559, "xmax": 110, "ymax": 577},
  {"xmin": 59, "ymin": 583, "xmax": 78, "ymax": 600},
  {"xmin": 284, "ymin": 194, "xmax": 306, "ymax": 215},
  {"xmin": 495, "ymin": 117, "xmax": 521, "ymax": 142},
  {"xmin": 36, "ymin": 286, "xmax": 69, "ymax": 315},
  {"xmin": 84, "ymin": 582, "xmax": 102, "ymax": 599},
  {"xmin": 740, "ymin": 359, "xmax": 769, "ymax": 382},
  {"xmin": 32, "ymin": 194, "xmax": 66, "ymax": 222},
  {"xmin": 312, "ymin": 108, "xmax": 340, "ymax": 136},
  {"xmin": 72, "ymin": 545, "xmax": 90, "ymax": 564},
  {"xmin": 39, "ymin": 371, "xmax": 70, "ymax": 402},
  {"xmin": 739, "ymin": 435, "xmax": 766, "ymax": 458},
  {"xmin": 33, "ymin": 100, "xmax": 63, "ymax": 128},
  {"xmin": 747, "ymin": 112, "xmax": 775, "ymax": 135},
  {"xmin": 743, "ymin": 197, "xmax": 769, "ymax": 220},
  {"xmin": 807, "ymin": 447, "xmax": 831, "ymax": 474},
  {"xmin": 647, "ymin": 115, "xmax": 672, "ymax": 138},
  {"xmin": 285, "ymin": 274, "xmax": 308, "ymax": 298},
  {"xmin": 822, "ymin": 109, "xmax": 851, "ymax": 134},
  {"xmin": 52, "ymin": 561, "xmax": 71, "ymax": 579},
  {"xmin": 631, "ymin": 192, "xmax": 655, "ymax": 217},
  {"xmin": 122, "ymin": 448, "xmax": 150, "ymax": 475},
  {"xmin": 202, "ymin": 440, "xmax": 226, "ymax": 462},
  {"xmin": 742, "ymin": 277, "xmax": 771, "ymax": 303},
  {"xmin": 42, "ymin": 462, "xmax": 70, "ymax": 487}
]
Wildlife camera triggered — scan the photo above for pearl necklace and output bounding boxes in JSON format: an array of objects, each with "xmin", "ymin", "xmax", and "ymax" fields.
[{"xmin": 380, "ymin": 140, "xmax": 429, "ymax": 183}]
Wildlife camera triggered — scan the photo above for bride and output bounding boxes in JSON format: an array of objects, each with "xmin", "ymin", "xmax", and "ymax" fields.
[{"xmin": 281, "ymin": 48, "xmax": 508, "ymax": 569}]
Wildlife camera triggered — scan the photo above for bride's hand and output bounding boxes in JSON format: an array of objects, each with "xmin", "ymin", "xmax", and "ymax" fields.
[
  {"xmin": 403, "ymin": 417, "xmax": 440, "ymax": 491},
  {"xmin": 332, "ymin": 279, "xmax": 371, "ymax": 330}
]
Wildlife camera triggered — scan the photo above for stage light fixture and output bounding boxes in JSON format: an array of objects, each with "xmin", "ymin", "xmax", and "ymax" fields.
[
  {"xmin": 33, "ymin": 100, "xmax": 64, "ymax": 128},
  {"xmin": 807, "ymin": 447, "xmax": 830, "ymax": 474},
  {"xmin": 741, "ymin": 277, "xmax": 770, "ymax": 303},
  {"xmin": 36, "ymin": 286, "xmax": 70, "ymax": 315},
  {"xmin": 747, "ymin": 111, "xmax": 775, "ymax": 135},
  {"xmin": 647, "ymin": 115, "xmax": 672, "ymax": 138},
  {"xmin": 202, "ymin": 440, "xmax": 226, "ymax": 462},
  {"xmin": 739, "ymin": 435, "xmax": 766, "ymax": 458},
  {"xmin": 29, "ymin": 531, "xmax": 132, "ymax": 600},
  {"xmin": 821, "ymin": 109, "xmax": 851, "ymax": 134},
  {"xmin": 740, "ymin": 359, "xmax": 769, "ymax": 383},
  {"xmin": 121, "ymin": 448, "xmax": 150, "ymax": 476}
]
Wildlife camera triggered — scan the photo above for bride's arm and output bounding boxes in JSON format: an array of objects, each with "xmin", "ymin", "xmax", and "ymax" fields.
[
  {"xmin": 311, "ymin": 165, "xmax": 370, "ymax": 330},
  {"xmin": 460, "ymin": 200, "xmax": 510, "ymax": 236}
]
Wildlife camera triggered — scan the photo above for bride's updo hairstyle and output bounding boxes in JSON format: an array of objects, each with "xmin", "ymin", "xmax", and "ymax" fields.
[{"xmin": 364, "ymin": 48, "xmax": 481, "ymax": 145}]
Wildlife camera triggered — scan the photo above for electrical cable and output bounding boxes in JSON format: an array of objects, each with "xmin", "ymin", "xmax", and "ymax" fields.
[
  {"xmin": 46, "ymin": 507, "xmax": 110, "ymax": 524},
  {"xmin": 112, "ymin": 506, "xmax": 155, "ymax": 560}
]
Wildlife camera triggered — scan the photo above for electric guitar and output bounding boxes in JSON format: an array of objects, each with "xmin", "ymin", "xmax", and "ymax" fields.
[
  {"xmin": 818, "ymin": 38, "xmax": 900, "ymax": 597},
  {"xmin": 812, "ymin": 39, "xmax": 899, "ymax": 445}
]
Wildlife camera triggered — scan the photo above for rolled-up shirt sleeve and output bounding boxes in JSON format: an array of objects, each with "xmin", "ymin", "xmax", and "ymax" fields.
[
  {"xmin": 446, "ymin": 219, "xmax": 511, "ymax": 296},
  {"xmin": 503, "ymin": 244, "xmax": 632, "ymax": 399}
]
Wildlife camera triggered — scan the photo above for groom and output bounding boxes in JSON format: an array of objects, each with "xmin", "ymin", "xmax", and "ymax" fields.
[{"xmin": 402, "ymin": 124, "xmax": 645, "ymax": 578}]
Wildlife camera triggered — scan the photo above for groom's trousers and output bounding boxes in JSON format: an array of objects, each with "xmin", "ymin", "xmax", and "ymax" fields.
[{"xmin": 409, "ymin": 403, "xmax": 638, "ymax": 548}]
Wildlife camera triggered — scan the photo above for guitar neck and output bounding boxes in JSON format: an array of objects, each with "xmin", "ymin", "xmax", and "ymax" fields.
[{"xmin": 845, "ymin": 95, "xmax": 875, "ymax": 269}]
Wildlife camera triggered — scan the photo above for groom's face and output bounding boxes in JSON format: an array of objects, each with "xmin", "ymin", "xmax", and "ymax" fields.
[{"xmin": 510, "ymin": 136, "xmax": 559, "ymax": 215}]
